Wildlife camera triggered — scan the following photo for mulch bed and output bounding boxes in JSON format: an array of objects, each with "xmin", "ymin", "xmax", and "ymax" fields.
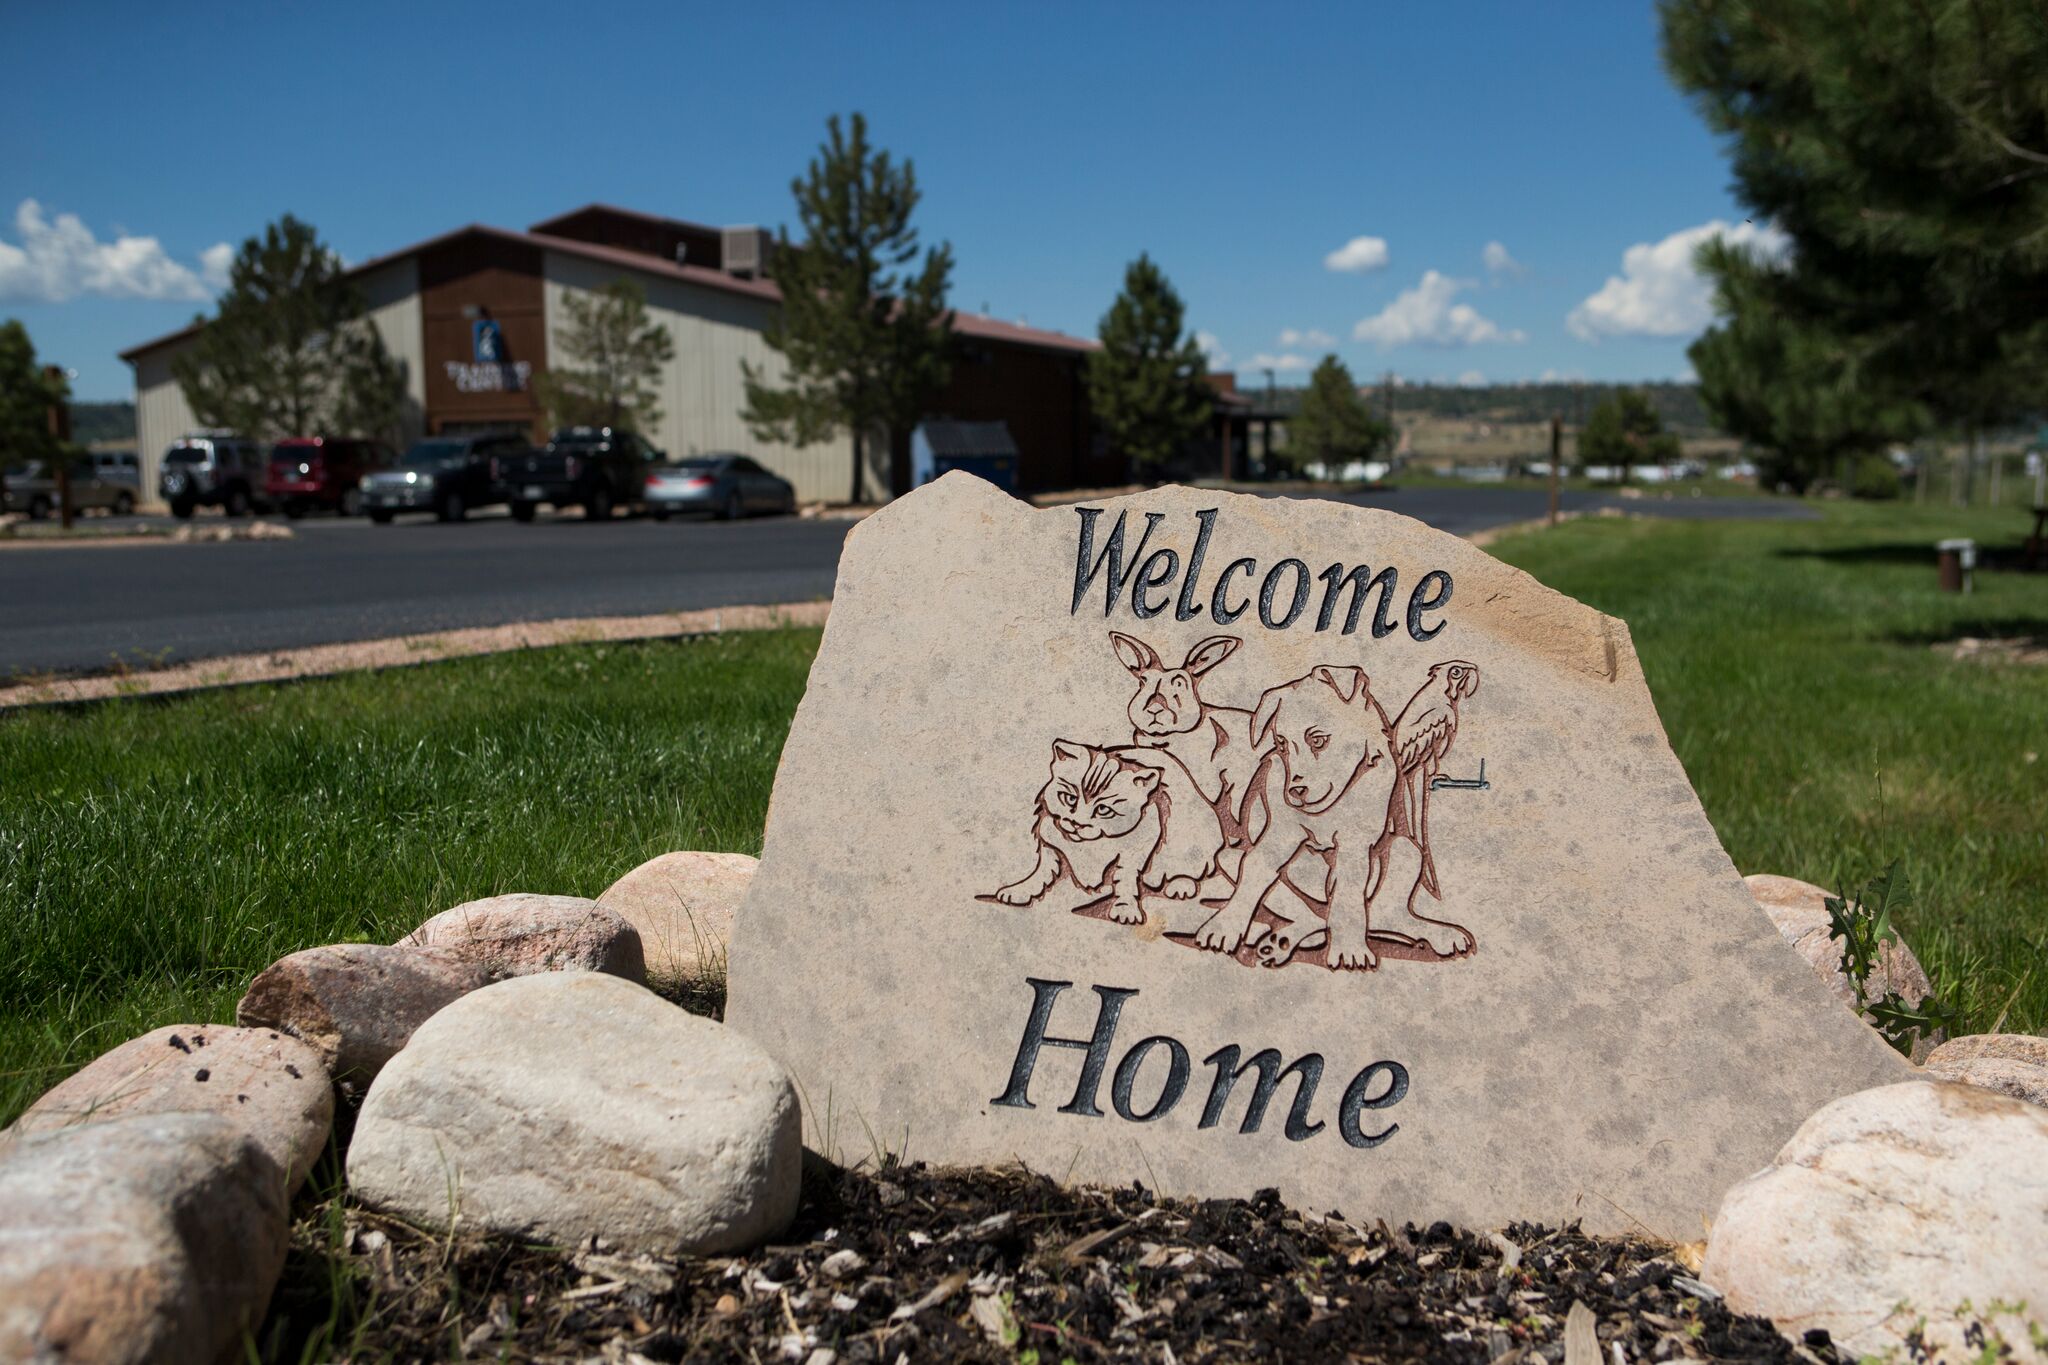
[{"xmin": 261, "ymin": 1159, "xmax": 1838, "ymax": 1363}]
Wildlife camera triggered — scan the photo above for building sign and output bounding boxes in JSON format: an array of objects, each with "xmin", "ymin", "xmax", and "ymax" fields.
[
  {"xmin": 724, "ymin": 473, "xmax": 1911, "ymax": 1241},
  {"xmin": 444, "ymin": 360, "xmax": 532, "ymax": 394},
  {"xmin": 472, "ymin": 317, "xmax": 505, "ymax": 363}
]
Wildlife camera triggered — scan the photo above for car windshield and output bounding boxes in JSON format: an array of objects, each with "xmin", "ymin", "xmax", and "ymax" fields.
[
  {"xmin": 400, "ymin": 440, "xmax": 468, "ymax": 466},
  {"xmin": 164, "ymin": 446, "xmax": 209, "ymax": 465},
  {"xmin": 670, "ymin": 459, "xmax": 721, "ymax": 473}
]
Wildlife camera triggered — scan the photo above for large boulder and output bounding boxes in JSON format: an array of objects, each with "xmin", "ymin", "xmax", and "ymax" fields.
[
  {"xmin": 398, "ymin": 893, "xmax": 644, "ymax": 984},
  {"xmin": 0, "ymin": 1113, "xmax": 291, "ymax": 1365},
  {"xmin": 0, "ymin": 1024, "xmax": 332, "ymax": 1193},
  {"xmin": 597, "ymin": 850, "xmax": 755, "ymax": 988},
  {"xmin": 1743, "ymin": 873, "xmax": 1941, "ymax": 1058},
  {"xmin": 1702, "ymin": 1081, "xmax": 2048, "ymax": 1360},
  {"xmin": 347, "ymin": 971, "xmax": 800, "ymax": 1256},
  {"xmin": 1925, "ymin": 1033, "xmax": 2048, "ymax": 1108},
  {"xmin": 236, "ymin": 943, "xmax": 494, "ymax": 1086}
]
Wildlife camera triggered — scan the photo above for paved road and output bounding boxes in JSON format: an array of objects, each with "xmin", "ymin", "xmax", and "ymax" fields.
[{"xmin": 0, "ymin": 488, "xmax": 1812, "ymax": 676}]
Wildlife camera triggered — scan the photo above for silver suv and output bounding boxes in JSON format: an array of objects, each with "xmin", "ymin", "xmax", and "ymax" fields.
[{"xmin": 160, "ymin": 434, "xmax": 271, "ymax": 518}]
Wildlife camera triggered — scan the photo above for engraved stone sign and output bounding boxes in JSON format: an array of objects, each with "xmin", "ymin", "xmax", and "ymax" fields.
[{"xmin": 726, "ymin": 474, "xmax": 1911, "ymax": 1238}]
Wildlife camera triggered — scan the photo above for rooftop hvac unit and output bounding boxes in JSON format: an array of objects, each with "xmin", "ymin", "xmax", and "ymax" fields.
[
  {"xmin": 674, "ymin": 242, "xmax": 689, "ymax": 266},
  {"xmin": 722, "ymin": 226, "xmax": 772, "ymax": 277}
]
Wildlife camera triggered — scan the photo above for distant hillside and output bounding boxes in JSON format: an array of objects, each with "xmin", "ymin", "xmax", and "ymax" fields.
[
  {"xmin": 1257, "ymin": 381, "xmax": 1716, "ymax": 437},
  {"xmin": 72, "ymin": 402, "xmax": 137, "ymax": 447}
]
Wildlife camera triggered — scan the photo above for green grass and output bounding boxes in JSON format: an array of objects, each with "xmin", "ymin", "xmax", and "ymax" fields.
[
  {"xmin": 1487, "ymin": 500, "xmax": 2047, "ymax": 1035},
  {"xmin": 0, "ymin": 630, "xmax": 816, "ymax": 1125},
  {"xmin": 2, "ymin": 500, "xmax": 2044, "ymax": 1128}
]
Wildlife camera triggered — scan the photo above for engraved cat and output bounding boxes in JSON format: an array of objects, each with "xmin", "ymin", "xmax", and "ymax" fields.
[{"xmin": 989, "ymin": 740, "xmax": 1223, "ymax": 925}]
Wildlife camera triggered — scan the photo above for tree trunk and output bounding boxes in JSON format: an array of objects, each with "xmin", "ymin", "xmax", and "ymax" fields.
[{"xmin": 850, "ymin": 428, "xmax": 864, "ymax": 504}]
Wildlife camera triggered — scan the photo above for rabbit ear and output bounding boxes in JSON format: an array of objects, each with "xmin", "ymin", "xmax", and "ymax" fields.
[
  {"xmin": 1181, "ymin": 635, "xmax": 1241, "ymax": 677},
  {"xmin": 1313, "ymin": 665, "xmax": 1365, "ymax": 703},
  {"xmin": 1109, "ymin": 632, "xmax": 1162, "ymax": 676},
  {"xmin": 1251, "ymin": 686, "xmax": 1286, "ymax": 746}
]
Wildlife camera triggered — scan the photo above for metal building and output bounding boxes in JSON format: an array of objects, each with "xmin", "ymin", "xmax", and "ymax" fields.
[{"xmin": 120, "ymin": 205, "xmax": 1108, "ymax": 506}]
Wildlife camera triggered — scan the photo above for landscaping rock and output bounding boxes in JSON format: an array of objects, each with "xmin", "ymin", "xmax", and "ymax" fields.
[
  {"xmin": 1743, "ymin": 872, "xmax": 1941, "ymax": 1059},
  {"xmin": 1702, "ymin": 1080, "xmax": 2048, "ymax": 1361},
  {"xmin": 348, "ymin": 971, "xmax": 799, "ymax": 1256},
  {"xmin": 1925, "ymin": 1033, "xmax": 2048, "ymax": 1108},
  {"xmin": 0, "ymin": 1024, "xmax": 332, "ymax": 1192},
  {"xmin": 398, "ymin": 893, "xmax": 645, "ymax": 983},
  {"xmin": 0, "ymin": 1112, "xmax": 290, "ymax": 1365},
  {"xmin": 597, "ymin": 850, "xmax": 754, "ymax": 987},
  {"xmin": 236, "ymin": 942, "xmax": 494, "ymax": 1085}
]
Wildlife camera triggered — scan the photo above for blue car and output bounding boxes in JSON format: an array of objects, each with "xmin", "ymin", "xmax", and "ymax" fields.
[{"xmin": 643, "ymin": 454, "xmax": 796, "ymax": 520}]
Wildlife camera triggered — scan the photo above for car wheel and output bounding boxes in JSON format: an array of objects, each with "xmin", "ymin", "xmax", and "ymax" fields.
[
  {"xmin": 112, "ymin": 492, "xmax": 135, "ymax": 517},
  {"xmin": 722, "ymin": 490, "xmax": 743, "ymax": 521},
  {"xmin": 341, "ymin": 488, "xmax": 362, "ymax": 518},
  {"xmin": 170, "ymin": 496, "xmax": 196, "ymax": 520},
  {"xmin": 369, "ymin": 510, "xmax": 394, "ymax": 525},
  {"xmin": 28, "ymin": 495, "xmax": 50, "ymax": 520},
  {"xmin": 438, "ymin": 491, "xmax": 467, "ymax": 523},
  {"xmin": 586, "ymin": 485, "xmax": 614, "ymax": 521},
  {"xmin": 224, "ymin": 486, "xmax": 251, "ymax": 518},
  {"xmin": 283, "ymin": 500, "xmax": 307, "ymax": 520},
  {"xmin": 511, "ymin": 501, "xmax": 537, "ymax": 523}
]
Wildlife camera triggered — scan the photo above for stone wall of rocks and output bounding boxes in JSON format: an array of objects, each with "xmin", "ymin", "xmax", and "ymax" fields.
[{"xmin": 0, "ymin": 855, "xmax": 2039, "ymax": 1360}]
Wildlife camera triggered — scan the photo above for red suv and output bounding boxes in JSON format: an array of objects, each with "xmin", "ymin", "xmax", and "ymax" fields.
[{"xmin": 266, "ymin": 438, "xmax": 393, "ymax": 518}]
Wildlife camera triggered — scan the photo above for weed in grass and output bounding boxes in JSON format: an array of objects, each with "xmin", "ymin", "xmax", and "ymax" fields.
[{"xmin": 1824, "ymin": 861, "xmax": 1964, "ymax": 1055}]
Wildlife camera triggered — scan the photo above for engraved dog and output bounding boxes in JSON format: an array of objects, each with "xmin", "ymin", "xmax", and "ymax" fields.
[{"xmin": 1192, "ymin": 665, "xmax": 1401, "ymax": 971}]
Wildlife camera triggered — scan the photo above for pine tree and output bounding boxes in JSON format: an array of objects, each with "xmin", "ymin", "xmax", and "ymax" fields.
[
  {"xmin": 1662, "ymin": 0, "xmax": 2048, "ymax": 449},
  {"xmin": 534, "ymin": 280, "xmax": 675, "ymax": 433},
  {"xmin": 743, "ymin": 113, "xmax": 954, "ymax": 503},
  {"xmin": 1284, "ymin": 355, "xmax": 1391, "ymax": 475},
  {"xmin": 1689, "ymin": 242, "xmax": 1927, "ymax": 493},
  {"xmin": 1088, "ymin": 254, "xmax": 1210, "ymax": 478},
  {"xmin": 173, "ymin": 215, "xmax": 405, "ymax": 440},
  {"xmin": 0, "ymin": 321, "xmax": 72, "ymax": 516},
  {"xmin": 1577, "ymin": 389, "xmax": 1681, "ymax": 482}
]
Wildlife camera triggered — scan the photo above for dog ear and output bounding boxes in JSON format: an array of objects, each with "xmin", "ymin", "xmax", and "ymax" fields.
[
  {"xmin": 1251, "ymin": 686, "xmax": 1285, "ymax": 746},
  {"xmin": 1181, "ymin": 635, "xmax": 1241, "ymax": 678},
  {"xmin": 1052, "ymin": 739, "xmax": 1088, "ymax": 764},
  {"xmin": 1109, "ymin": 632, "xmax": 1161, "ymax": 677},
  {"xmin": 1125, "ymin": 764, "xmax": 1161, "ymax": 791},
  {"xmin": 1313, "ymin": 665, "xmax": 1365, "ymax": 703}
]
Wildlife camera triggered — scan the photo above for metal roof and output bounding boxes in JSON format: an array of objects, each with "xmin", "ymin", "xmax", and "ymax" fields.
[{"xmin": 915, "ymin": 420, "xmax": 1021, "ymax": 459}]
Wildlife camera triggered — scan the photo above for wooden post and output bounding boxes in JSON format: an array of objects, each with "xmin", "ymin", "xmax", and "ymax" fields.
[
  {"xmin": 44, "ymin": 365, "xmax": 72, "ymax": 531},
  {"xmin": 1548, "ymin": 416, "xmax": 1562, "ymax": 528},
  {"xmin": 1220, "ymin": 413, "xmax": 1233, "ymax": 483}
]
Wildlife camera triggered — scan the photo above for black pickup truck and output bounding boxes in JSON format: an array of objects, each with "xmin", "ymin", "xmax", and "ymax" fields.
[{"xmin": 498, "ymin": 426, "xmax": 658, "ymax": 522}]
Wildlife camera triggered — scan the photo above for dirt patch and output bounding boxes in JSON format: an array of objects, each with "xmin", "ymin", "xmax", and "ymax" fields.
[
  {"xmin": 0, "ymin": 601, "xmax": 830, "ymax": 709},
  {"xmin": 1940, "ymin": 635, "xmax": 2048, "ymax": 666},
  {"xmin": 263, "ymin": 1161, "xmax": 1830, "ymax": 1362}
]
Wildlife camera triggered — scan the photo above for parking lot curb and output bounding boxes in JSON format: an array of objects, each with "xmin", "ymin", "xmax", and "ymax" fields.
[{"xmin": 0, "ymin": 601, "xmax": 831, "ymax": 710}]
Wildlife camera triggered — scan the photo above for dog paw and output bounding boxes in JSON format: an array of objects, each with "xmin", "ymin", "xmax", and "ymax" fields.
[
  {"xmin": 1161, "ymin": 875, "xmax": 1200, "ymax": 900},
  {"xmin": 1414, "ymin": 924, "xmax": 1475, "ymax": 957},
  {"xmin": 1106, "ymin": 898, "xmax": 1146, "ymax": 925},
  {"xmin": 1327, "ymin": 940, "xmax": 1379, "ymax": 972},
  {"xmin": 991, "ymin": 884, "xmax": 1036, "ymax": 907}
]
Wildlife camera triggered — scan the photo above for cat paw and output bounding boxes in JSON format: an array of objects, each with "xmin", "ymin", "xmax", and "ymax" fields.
[
  {"xmin": 1326, "ymin": 938, "xmax": 1379, "ymax": 972},
  {"xmin": 990, "ymin": 884, "xmax": 1038, "ymax": 907},
  {"xmin": 1161, "ymin": 875, "xmax": 1200, "ymax": 900},
  {"xmin": 1106, "ymin": 898, "xmax": 1145, "ymax": 925},
  {"xmin": 1193, "ymin": 913, "xmax": 1248, "ymax": 954},
  {"xmin": 1412, "ymin": 922, "xmax": 1475, "ymax": 957}
]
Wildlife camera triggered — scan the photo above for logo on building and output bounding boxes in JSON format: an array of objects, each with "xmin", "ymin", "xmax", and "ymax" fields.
[{"xmin": 472, "ymin": 318, "xmax": 504, "ymax": 363}]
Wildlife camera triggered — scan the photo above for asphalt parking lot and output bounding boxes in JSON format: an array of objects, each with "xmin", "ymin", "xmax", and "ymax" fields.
[{"xmin": 0, "ymin": 487, "xmax": 1813, "ymax": 677}]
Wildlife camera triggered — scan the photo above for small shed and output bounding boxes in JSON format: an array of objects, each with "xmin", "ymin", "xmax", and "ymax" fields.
[{"xmin": 910, "ymin": 420, "xmax": 1021, "ymax": 492}]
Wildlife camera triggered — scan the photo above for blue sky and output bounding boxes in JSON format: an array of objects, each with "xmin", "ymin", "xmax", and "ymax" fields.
[{"xmin": 2, "ymin": 1, "xmax": 1760, "ymax": 401}]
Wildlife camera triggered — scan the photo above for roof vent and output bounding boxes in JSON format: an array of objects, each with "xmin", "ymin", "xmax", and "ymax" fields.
[
  {"xmin": 674, "ymin": 242, "xmax": 689, "ymax": 266},
  {"xmin": 722, "ymin": 227, "xmax": 772, "ymax": 278}
]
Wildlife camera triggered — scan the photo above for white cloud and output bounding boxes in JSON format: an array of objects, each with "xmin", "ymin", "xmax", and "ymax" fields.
[
  {"xmin": 1351, "ymin": 271, "xmax": 1527, "ymax": 349},
  {"xmin": 1536, "ymin": 368, "xmax": 1585, "ymax": 383},
  {"xmin": 1278, "ymin": 327, "xmax": 1335, "ymax": 349},
  {"xmin": 1323, "ymin": 235, "xmax": 1390, "ymax": 274},
  {"xmin": 1195, "ymin": 330, "xmax": 1230, "ymax": 369},
  {"xmin": 199, "ymin": 242, "xmax": 235, "ymax": 292},
  {"xmin": 1567, "ymin": 219, "xmax": 1789, "ymax": 341},
  {"xmin": 1245, "ymin": 352, "xmax": 1313, "ymax": 373},
  {"xmin": 1482, "ymin": 240, "xmax": 1525, "ymax": 278},
  {"xmin": 0, "ymin": 199, "xmax": 231, "ymax": 303},
  {"xmin": 1457, "ymin": 370, "xmax": 1487, "ymax": 386}
]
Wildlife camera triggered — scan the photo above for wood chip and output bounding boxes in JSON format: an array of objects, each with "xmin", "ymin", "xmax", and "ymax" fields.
[
  {"xmin": 1563, "ymin": 1300, "xmax": 1600, "ymax": 1365},
  {"xmin": 1058, "ymin": 1220, "xmax": 1138, "ymax": 1266},
  {"xmin": 888, "ymin": 1270, "xmax": 970, "ymax": 1321}
]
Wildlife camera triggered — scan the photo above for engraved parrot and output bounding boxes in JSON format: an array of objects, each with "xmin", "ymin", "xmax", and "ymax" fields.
[{"xmin": 1388, "ymin": 660, "xmax": 1480, "ymax": 898}]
